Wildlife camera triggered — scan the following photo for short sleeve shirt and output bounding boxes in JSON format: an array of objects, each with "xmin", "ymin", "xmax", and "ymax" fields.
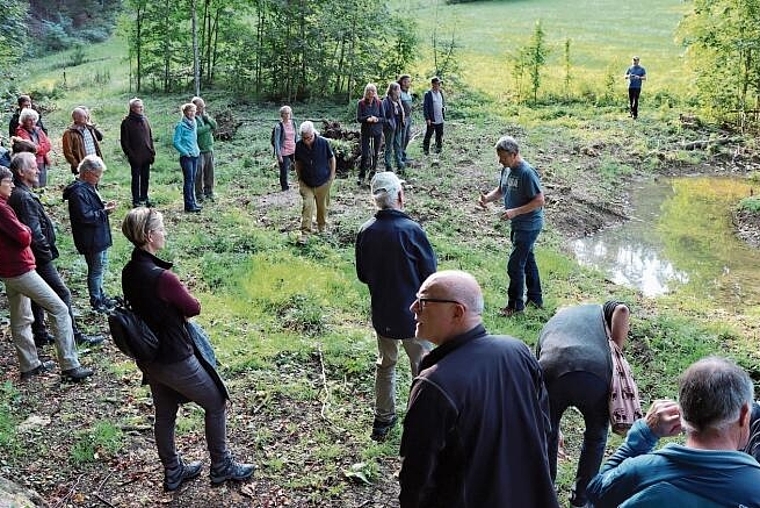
[{"xmin": 499, "ymin": 159, "xmax": 544, "ymax": 231}]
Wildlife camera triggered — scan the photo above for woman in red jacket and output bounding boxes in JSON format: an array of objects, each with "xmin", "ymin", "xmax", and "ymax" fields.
[
  {"xmin": 0, "ymin": 165, "xmax": 91, "ymax": 381},
  {"xmin": 15, "ymin": 108, "xmax": 52, "ymax": 188}
]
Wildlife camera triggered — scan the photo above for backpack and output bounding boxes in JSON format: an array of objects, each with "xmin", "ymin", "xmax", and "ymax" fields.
[
  {"xmin": 270, "ymin": 121, "xmax": 284, "ymax": 150},
  {"xmin": 107, "ymin": 298, "xmax": 159, "ymax": 362}
]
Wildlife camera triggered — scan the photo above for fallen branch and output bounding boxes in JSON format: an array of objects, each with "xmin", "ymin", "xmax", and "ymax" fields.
[{"xmin": 94, "ymin": 493, "xmax": 116, "ymax": 508}]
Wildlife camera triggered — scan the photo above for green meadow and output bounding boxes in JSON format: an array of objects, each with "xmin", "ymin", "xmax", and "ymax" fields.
[{"xmin": 0, "ymin": 0, "xmax": 757, "ymax": 506}]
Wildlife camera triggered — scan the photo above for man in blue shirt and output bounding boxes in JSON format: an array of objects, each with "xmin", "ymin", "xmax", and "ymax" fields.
[
  {"xmin": 625, "ymin": 56, "xmax": 647, "ymax": 119},
  {"xmin": 478, "ymin": 136, "xmax": 544, "ymax": 316},
  {"xmin": 294, "ymin": 121, "xmax": 335, "ymax": 245}
]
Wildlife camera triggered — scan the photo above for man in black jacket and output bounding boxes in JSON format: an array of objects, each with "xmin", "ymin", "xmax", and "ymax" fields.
[
  {"xmin": 355, "ymin": 171, "xmax": 437, "ymax": 441},
  {"xmin": 399, "ymin": 270, "xmax": 558, "ymax": 508},
  {"xmin": 63, "ymin": 155, "xmax": 116, "ymax": 313},
  {"xmin": 9, "ymin": 153, "xmax": 103, "ymax": 347}
]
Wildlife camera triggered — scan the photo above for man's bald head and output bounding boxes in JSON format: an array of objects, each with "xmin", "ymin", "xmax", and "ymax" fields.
[{"xmin": 412, "ymin": 270, "xmax": 484, "ymax": 345}]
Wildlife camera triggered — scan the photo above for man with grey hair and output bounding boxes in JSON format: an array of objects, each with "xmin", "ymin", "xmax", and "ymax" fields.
[
  {"xmin": 588, "ymin": 357, "xmax": 760, "ymax": 507},
  {"xmin": 399, "ymin": 270, "xmax": 558, "ymax": 508},
  {"xmin": 62, "ymin": 106, "xmax": 103, "ymax": 175},
  {"xmin": 294, "ymin": 121, "xmax": 335, "ymax": 245},
  {"xmin": 0, "ymin": 164, "xmax": 93, "ymax": 382},
  {"xmin": 120, "ymin": 98, "xmax": 156, "ymax": 207},
  {"xmin": 355, "ymin": 171, "xmax": 437, "ymax": 441},
  {"xmin": 478, "ymin": 135, "xmax": 544, "ymax": 317},
  {"xmin": 63, "ymin": 155, "xmax": 117, "ymax": 313},
  {"xmin": 9, "ymin": 153, "xmax": 104, "ymax": 347}
]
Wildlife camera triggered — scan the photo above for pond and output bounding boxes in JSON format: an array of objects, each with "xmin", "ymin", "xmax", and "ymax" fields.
[{"xmin": 572, "ymin": 176, "xmax": 760, "ymax": 307}]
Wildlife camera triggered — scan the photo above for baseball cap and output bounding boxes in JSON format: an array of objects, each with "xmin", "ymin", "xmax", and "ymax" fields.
[
  {"xmin": 431, "ymin": 76, "xmax": 442, "ymax": 84},
  {"xmin": 370, "ymin": 171, "xmax": 404, "ymax": 196}
]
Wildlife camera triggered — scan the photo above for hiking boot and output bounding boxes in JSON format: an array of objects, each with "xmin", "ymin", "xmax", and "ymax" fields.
[
  {"xmin": 62, "ymin": 366, "xmax": 94, "ymax": 382},
  {"xmin": 210, "ymin": 457, "xmax": 255, "ymax": 485},
  {"xmin": 297, "ymin": 234, "xmax": 309, "ymax": 246},
  {"xmin": 164, "ymin": 459, "xmax": 203, "ymax": 491},
  {"xmin": 75, "ymin": 333, "xmax": 105, "ymax": 346},
  {"xmin": 34, "ymin": 331, "xmax": 55, "ymax": 347},
  {"xmin": 526, "ymin": 300, "xmax": 544, "ymax": 310},
  {"xmin": 371, "ymin": 416, "xmax": 398, "ymax": 442},
  {"xmin": 20, "ymin": 360, "xmax": 56, "ymax": 381}
]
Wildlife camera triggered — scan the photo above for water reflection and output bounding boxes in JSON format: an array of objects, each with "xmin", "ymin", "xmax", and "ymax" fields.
[
  {"xmin": 573, "ymin": 235, "xmax": 688, "ymax": 296},
  {"xmin": 573, "ymin": 176, "xmax": 759, "ymax": 303}
]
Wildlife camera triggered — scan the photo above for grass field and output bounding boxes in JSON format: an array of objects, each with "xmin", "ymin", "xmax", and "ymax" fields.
[
  {"xmin": 0, "ymin": 1, "xmax": 758, "ymax": 506},
  {"xmin": 399, "ymin": 0, "xmax": 690, "ymax": 99}
]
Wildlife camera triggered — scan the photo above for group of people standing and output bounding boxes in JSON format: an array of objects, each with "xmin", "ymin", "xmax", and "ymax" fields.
[{"xmin": 354, "ymin": 75, "xmax": 446, "ymax": 185}]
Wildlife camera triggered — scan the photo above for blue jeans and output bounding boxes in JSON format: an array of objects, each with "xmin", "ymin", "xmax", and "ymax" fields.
[
  {"xmin": 84, "ymin": 250, "xmax": 108, "ymax": 309},
  {"xmin": 383, "ymin": 126, "xmax": 404, "ymax": 171},
  {"xmin": 278, "ymin": 154, "xmax": 293, "ymax": 191},
  {"xmin": 546, "ymin": 371, "xmax": 609, "ymax": 507},
  {"xmin": 401, "ymin": 118, "xmax": 412, "ymax": 162},
  {"xmin": 180, "ymin": 156, "xmax": 199, "ymax": 210},
  {"xmin": 507, "ymin": 228, "xmax": 542, "ymax": 310}
]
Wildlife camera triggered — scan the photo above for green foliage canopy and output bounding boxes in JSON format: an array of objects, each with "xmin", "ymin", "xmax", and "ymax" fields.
[
  {"xmin": 678, "ymin": 0, "xmax": 760, "ymax": 121},
  {"xmin": 124, "ymin": 0, "xmax": 418, "ymax": 100}
]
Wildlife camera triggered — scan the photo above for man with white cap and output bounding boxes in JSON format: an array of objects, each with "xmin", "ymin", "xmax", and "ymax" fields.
[{"xmin": 355, "ymin": 171, "xmax": 437, "ymax": 441}]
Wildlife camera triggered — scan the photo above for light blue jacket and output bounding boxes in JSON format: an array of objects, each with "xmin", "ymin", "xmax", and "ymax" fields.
[
  {"xmin": 172, "ymin": 117, "xmax": 200, "ymax": 158},
  {"xmin": 587, "ymin": 419, "xmax": 760, "ymax": 507}
]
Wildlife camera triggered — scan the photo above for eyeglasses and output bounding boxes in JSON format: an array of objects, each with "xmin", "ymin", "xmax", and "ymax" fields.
[
  {"xmin": 414, "ymin": 297, "xmax": 462, "ymax": 309},
  {"xmin": 0, "ymin": 178, "xmax": 13, "ymax": 184}
]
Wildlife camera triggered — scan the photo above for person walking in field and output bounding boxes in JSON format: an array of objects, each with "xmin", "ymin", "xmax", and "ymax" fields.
[
  {"xmin": 294, "ymin": 121, "xmax": 335, "ymax": 245},
  {"xmin": 272, "ymin": 105, "xmax": 299, "ymax": 191},
  {"xmin": 625, "ymin": 56, "xmax": 647, "ymax": 119}
]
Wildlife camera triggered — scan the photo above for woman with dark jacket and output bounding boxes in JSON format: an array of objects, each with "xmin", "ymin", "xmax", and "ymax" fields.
[
  {"xmin": 120, "ymin": 207, "xmax": 254, "ymax": 491},
  {"xmin": 382, "ymin": 82, "xmax": 405, "ymax": 173}
]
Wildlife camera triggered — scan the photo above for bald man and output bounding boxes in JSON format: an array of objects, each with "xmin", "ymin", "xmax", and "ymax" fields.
[
  {"xmin": 399, "ymin": 270, "xmax": 559, "ymax": 508},
  {"xmin": 62, "ymin": 106, "xmax": 103, "ymax": 175}
]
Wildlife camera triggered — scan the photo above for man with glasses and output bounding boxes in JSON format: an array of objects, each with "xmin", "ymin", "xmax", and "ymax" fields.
[
  {"xmin": 9, "ymin": 152, "xmax": 104, "ymax": 347},
  {"xmin": 355, "ymin": 171, "xmax": 437, "ymax": 441},
  {"xmin": 0, "ymin": 165, "xmax": 93, "ymax": 382},
  {"xmin": 63, "ymin": 155, "xmax": 117, "ymax": 313},
  {"xmin": 399, "ymin": 270, "xmax": 558, "ymax": 508}
]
